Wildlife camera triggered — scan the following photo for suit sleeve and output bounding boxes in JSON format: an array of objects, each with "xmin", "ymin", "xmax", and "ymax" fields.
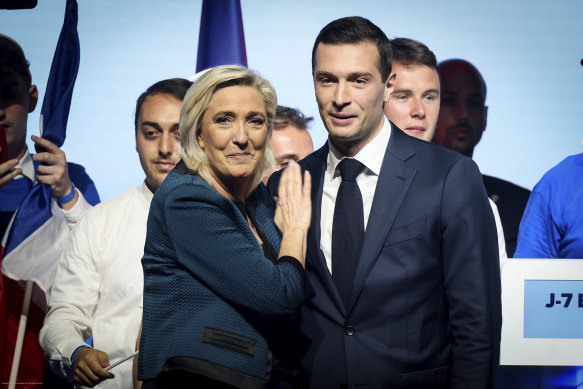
[
  {"xmin": 164, "ymin": 183, "xmax": 305, "ymax": 315},
  {"xmin": 440, "ymin": 158, "xmax": 502, "ymax": 389}
]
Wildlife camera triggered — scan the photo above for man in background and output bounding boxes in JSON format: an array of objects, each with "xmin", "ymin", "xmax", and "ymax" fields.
[
  {"xmin": 40, "ymin": 78, "xmax": 191, "ymax": 388},
  {"xmin": 0, "ymin": 33, "xmax": 99, "ymax": 387},
  {"xmin": 432, "ymin": 59, "xmax": 530, "ymax": 256},
  {"xmin": 384, "ymin": 38, "xmax": 507, "ymax": 261},
  {"xmin": 270, "ymin": 105, "xmax": 314, "ymax": 172}
]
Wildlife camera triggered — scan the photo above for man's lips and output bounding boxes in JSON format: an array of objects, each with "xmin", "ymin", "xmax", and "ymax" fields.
[
  {"xmin": 450, "ymin": 126, "xmax": 471, "ymax": 137},
  {"xmin": 330, "ymin": 113, "xmax": 356, "ymax": 125},
  {"xmin": 406, "ymin": 126, "xmax": 426, "ymax": 134},
  {"xmin": 154, "ymin": 161, "xmax": 176, "ymax": 170}
]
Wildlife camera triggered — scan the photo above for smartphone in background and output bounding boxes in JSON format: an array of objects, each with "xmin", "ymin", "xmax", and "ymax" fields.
[{"xmin": 0, "ymin": 126, "xmax": 8, "ymax": 163}]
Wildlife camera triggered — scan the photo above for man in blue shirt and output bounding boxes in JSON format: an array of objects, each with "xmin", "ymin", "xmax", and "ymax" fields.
[
  {"xmin": 0, "ymin": 33, "xmax": 99, "ymax": 387},
  {"xmin": 515, "ymin": 153, "xmax": 583, "ymax": 259}
]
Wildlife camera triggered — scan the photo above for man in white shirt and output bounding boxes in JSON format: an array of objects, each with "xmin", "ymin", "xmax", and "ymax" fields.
[
  {"xmin": 40, "ymin": 78, "xmax": 192, "ymax": 388},
  {"xmin": 383, "ymin": 37, "xmax": 507, "ymax": 261}
]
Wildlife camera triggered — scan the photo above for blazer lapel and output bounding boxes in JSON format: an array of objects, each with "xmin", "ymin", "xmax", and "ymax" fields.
[
  {"xmin": 350, "ymin": 125, "xmax": 417, "ymax": 309},
  {"xmin": 301, "ymin": 144, "xmax": 347, "ymax": 315}
]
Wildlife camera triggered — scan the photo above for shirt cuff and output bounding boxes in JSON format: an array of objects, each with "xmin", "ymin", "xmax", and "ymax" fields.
[{"xmin": 61, "ymin": 189, "xmax": 91, "ymax": 225}]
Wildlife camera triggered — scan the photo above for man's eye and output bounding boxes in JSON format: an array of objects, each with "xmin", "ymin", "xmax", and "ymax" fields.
[
  {"xmin": 441, "ymin": 97, "xmax": 455, "ymax": 107},
  {"xmin": 354, "ymin": 78, "xmax": 367, "ymax": 85},
  {"xmin": 145, "ymin": 131, "xmax": 157, "ymax": 138}
]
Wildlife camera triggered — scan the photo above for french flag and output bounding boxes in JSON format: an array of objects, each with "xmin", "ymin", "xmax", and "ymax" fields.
[
  {"xmin": 0, "ymin": 0, "xmax": 85, "ymax": 385},
  {"xmin": 1, "ymin": 0, "xmax": 80, "ymax": 309},
  {"xmin": 196, "ymin": 0, "xmax": 247, "ymax": 73}
]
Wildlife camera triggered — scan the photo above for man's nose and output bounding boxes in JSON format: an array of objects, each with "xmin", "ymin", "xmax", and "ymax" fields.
[
  {"xmin": 333, "ymin": 82, "xmax": 351, "ymax": 108},
  {"xmin": 411, "ymin": 98, "xmax": 426, "ymax": 119}
]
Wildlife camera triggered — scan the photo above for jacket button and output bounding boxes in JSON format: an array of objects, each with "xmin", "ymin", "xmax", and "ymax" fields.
[{"xmin": 344, "ymin": 325, "xmax": 355, "ymax": 336}]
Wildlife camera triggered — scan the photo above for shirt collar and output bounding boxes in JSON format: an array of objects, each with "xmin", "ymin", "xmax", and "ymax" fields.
[
  {"xmin": 326, "ymin": 118, "xmax": 391, "ymax": 179},
  {"xmin": 140, "ymin": 181, "xmax": 154, "ymax": 205},
  {"xmin": 14, "ymin": 149, "xmax": 36, "ymax": 182}
]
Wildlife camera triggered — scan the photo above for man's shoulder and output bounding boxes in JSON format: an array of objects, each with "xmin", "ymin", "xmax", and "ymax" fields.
[
  {"xmin": 84, "ymin": 186, "xmax": 144, "ymax": 221},
  {"xmin": 482, "ymin": 174, "xmax": 531, "ymax": 199}
]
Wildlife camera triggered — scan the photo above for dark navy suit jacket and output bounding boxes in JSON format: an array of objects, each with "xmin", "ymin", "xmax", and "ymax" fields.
[{"xmin": 268, "ymin": 123, "xmax": 502, "ymax": 389}]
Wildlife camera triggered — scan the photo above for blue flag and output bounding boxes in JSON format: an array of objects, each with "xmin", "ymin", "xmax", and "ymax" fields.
[
  {"xmin": 1, "ymin": 0, "xmax": 82, "ymax": 290},
  {"xmin": 196, "ymin": 0, "xmax": 247, "ymax": 72}
]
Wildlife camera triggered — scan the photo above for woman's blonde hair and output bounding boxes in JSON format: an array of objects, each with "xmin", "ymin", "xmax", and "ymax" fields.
[{"xmin": 180, "ymin": 65, "xmax": 276, "ymax": 194}]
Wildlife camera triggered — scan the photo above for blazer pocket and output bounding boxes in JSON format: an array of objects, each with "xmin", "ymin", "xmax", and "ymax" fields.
[
  {"xmin": 385, "ymin": 216, "xmax": 426, "ymax": 246},
  {"xmin": 203, "ymin": 327, "xmax": 256, "ymax": 357},
  {"xmin": 399, "ymin": 364, "xmax": 450, "ymax": 389}
]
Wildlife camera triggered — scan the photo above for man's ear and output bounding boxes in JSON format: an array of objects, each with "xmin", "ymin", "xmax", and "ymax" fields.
[
  {"xmin": 28, "ymin": 84, "xmax": 38, "ymax": 113},
  {"xmin": 482, "ymin": 105, "xmax": 488, "ymax": 133},
  {"xmin": 384, "ymin": 73, "xmax": 396, "ymax": 103}
]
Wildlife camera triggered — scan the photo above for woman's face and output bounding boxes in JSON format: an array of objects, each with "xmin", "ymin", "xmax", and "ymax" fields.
[{"xmin": 198, "ymin": 85, "xmax": 268, "ymax": 187}]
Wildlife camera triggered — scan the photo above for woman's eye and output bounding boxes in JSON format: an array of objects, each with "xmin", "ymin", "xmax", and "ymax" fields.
[
  {"xmin": 249, "ymin": 118, "xmax": 265, "ymax": 126},
  {"xmin": 216, "ymin": 116, "xmax": 230, "ymax": 124}
]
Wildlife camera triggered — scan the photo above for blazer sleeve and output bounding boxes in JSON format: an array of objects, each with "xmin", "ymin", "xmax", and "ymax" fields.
[
  {"xmin": 440, "ymin": 157, "xmax": 502, "ymax": 389},
  {"xmin": 164, "ymin": 182, "xmax": 305, "ymax": 315}
]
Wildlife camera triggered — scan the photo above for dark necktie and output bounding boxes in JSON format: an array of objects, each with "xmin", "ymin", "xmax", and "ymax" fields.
[{"xmin": 332, "ymin": 158, "xmax": 365, "ymax": 308}]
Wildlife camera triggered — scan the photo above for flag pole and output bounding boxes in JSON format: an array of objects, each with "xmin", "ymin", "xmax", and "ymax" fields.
[{"xmin": 8, "ymin": 280, "xmax": 33, "ymax": 389}]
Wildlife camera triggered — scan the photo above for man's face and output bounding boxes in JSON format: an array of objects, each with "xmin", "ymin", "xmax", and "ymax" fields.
[
  {"xmin": 136, "ymin": 93, "xmax": 182, "ymax": 192},
  {"xmin": 270, "ymin": 124, "xmax": 314, "ymax": 171},
  {"xmin": 384, "ymin": 63, "xmax": 440, "ymax": 142},
  {"xmin": 313, "ymin": 42, "xmax": 391, "ymax": 156},
  {"xmin": 0, "ymin": 72, "xmax": 37, "ymax": 160},
  {"xmin": 433, "ymin": 62, "xmax": 487, "ymax": 157}
]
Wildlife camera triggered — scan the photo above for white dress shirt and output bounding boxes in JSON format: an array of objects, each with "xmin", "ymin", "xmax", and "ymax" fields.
[
  {"xmin": 320, "ymin": 120, "xmax": 391, "ymax": 274},
  {"xmin": 40, "ymin": 183, "xmax": 152, "ymax": 389}
]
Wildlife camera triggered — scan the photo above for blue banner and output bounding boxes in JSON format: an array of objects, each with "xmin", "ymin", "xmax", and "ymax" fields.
[{"xmin": 196, "ymin": 0, "xmax": 247, "ymax": 72}]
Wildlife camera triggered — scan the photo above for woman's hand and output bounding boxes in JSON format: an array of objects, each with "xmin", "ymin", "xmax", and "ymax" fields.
[
  {"xmin": 274, "ymin": 160, "xmax": 311, "ymax": 234},
  {"xmin": 274, "ymin": 160, "xmax": 311, "ymax": 267}
]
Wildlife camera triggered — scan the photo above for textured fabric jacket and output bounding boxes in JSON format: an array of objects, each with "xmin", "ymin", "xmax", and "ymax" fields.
[{"xmin": 138, "ymin": 161, "xmax": 305, "ymax": 387}]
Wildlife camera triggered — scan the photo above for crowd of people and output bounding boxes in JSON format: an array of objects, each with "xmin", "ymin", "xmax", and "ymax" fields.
[{"xmin": 1, "ymin": 14, "xmax": 581, "ymax": 389}]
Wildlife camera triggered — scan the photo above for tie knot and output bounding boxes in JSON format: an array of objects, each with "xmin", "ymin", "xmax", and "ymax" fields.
[{"xmin": 338, "ymin": 158, "xmax": 364, "ymax": 181}]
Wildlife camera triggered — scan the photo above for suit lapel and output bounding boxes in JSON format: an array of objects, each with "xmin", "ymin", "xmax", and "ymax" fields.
[
  {"xmin": 350, "ymin": 125, "xmax": 417, "ymax": 310},
  {"xmin": 301, "ymin": 144, "xmax": 347, "ymax": 314}
]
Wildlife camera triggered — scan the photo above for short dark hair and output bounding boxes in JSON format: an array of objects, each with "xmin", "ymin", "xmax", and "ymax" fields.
[
  {"xmin": 274, "ymin": 105, "xmax": 313, "ymax": 130},
  {"xmin": 390, "ymin": 37, "xmax": 437, "ymax": 69},
  {"xmin": 312, "ymin": 16, "xmax": 392, "ymax": 82},
  {"xmin": 0, "ymin": 34, "xmax": 32, "ymax": 86},
  {"xmin": 134, "ymin": 78, "xmax": 192, "ymax": 132},
  {"xmin": 437, "ymin": 59, "xmax": 487, "ymax": 99}
]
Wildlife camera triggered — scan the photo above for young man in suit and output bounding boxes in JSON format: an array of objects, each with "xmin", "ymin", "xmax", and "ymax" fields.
[
  {"xmin": 269, "ymin": 17, "xmax": 502, "ymax": 388},
  {"xmin": 384, "ymin": 38, "xmax": 507, "ymax": 262}
]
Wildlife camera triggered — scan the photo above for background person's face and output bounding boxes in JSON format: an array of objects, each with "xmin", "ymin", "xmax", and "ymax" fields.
[
  {"xmin": 433, "ymin": 64, "xmax": 487, "ymax": 157},
  {"xmin": 270, "ymin": 124, "xmax": 314, "ymax": 171},
  {"xmin": 135, "ymin": 93, "xmax": 182, "ymax": 192},
  {"xmin": 384, "ymin": 63, "xmax": 440, "ymax": 142},
  {"xmin": 197, "ymin": 85, "xmax": 268, "ymax": 187},
  {"xmin": 0, "ymin": 72, "xmax": 37, "ymax": 160}
]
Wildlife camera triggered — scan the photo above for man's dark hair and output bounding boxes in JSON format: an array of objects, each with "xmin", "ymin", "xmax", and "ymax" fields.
[
  {"xmin": 437, "ymin": 59, "xmax": 487, "ymax": 100},
  {"xmin": 311, "ymin": 16, "xmax": 392, "ymax": 81},
  {"xmin": 274, "ymin": 105, "xmax": 313, "ymax": 130},
  {"xmin": 391, "ymin": 37, "xmax": 437, "ymax": 69},
  {"xmin": 0, "ymin": 34, "xmax": 32, "ymax": 86},
  {"xmin": 134, "ymin": 78, "xmax": 192, "ymax": 131}
]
